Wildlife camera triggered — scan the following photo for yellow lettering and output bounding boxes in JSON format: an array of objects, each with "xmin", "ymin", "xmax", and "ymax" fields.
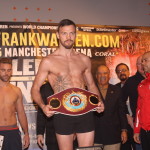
[
  {"xmin": 102, "ymin": 35, "xmax": 109, "ymax": 47},
  {"xmin": 82, "ymin": 34, "xmax": 90, "ymax": 47},
  {"xmin": 20, "ymin": 33, "xmax": 27, "ymax": 46},
  {"xmin": 94, "ymin": 35, "xmax": 101, "ymax": 47},
  {"xmin": 2, "ymin": 32, "xmax": 10, "ymax": 46},
  {"xmin": 50, "ymin": 33, "xmax": 58, "ymax": 46},
  {"xmin": 94, "ymin": 35, "xmax": 120, "ymax": 48},
  {"xmin": 28, "ymin": 33, "xmax": 36, "ymax": 46},
  {"xmin": 76, "ymin": 34, "xmax": 82, "ymax": 47},
  {"xmin": 37, "ymin": 33, "xmax": 50, "ymax": 46},
  {"xmin": 110, "ymin": 35, "xmax": 119, "ymax": 48},
  {"xmin": 11, "ymin": 33, "xmax": 19, "ymax": 46}
]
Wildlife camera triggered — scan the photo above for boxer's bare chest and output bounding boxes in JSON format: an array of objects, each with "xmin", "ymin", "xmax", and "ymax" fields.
[
  {"xmin": 50, "ymin": 55, "xmax": 86, "ymax": 77},
  {"xmin": 0, "ymin": 86, "xmax": 17, "ymax": 109},
  {"xmin": 47, "ymin": 54, "xmax": 86, "ymax": 92}
]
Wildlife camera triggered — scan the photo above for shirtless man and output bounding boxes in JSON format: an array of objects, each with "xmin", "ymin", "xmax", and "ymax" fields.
[
  {"xmin": 0, "ymin": 58, "xmax": 30, "ymax": 150},
  {"xmin": 31, "ymin": 19, "xmax": 104, "ymax": 150}
]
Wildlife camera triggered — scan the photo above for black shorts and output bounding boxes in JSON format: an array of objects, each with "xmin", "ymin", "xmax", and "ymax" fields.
[
  {"xmin": 0, "ymin": 129, "xmax": 22, "ymax": 150},
  {"xmin": 53, "ymin": 112, "xmax": 95, "ymax": 135}
]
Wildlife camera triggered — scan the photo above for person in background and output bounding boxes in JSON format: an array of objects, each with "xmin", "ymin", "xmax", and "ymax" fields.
[
  {"xmin": 36, "ymin": 82, "xmax": 59, "ymax": 150},
  {"xmin": 115, "ymin": 63, "xmax": 135, "ymax": 150},
  {"xmin": 115, "ymin": 63, "xmax": 130, "ymax": 88},
  {"xmin": 0, "ymin": 58, "xmax": 30, "ymax": 150},
  {"xmin": 94, "ymin": 64, "xmax": 128, "ymax": 150},
  {"xmin": 123, "ymin": 55, "xmax": 145, "ymax": 150},
  {"xmin": 134, "ymin": 51, "xmax": 150, "ymax": 150}
]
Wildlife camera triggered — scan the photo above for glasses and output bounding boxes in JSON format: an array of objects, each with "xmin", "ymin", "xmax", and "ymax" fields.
[{"xmin": 116, "ymin": 69, "xmax": 128, "ymax": 74}]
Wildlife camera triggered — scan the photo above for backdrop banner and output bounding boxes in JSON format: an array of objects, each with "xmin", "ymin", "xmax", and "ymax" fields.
[{"xmin": 0, "ymin": 22, "xmax": 150, "ymax": 150}]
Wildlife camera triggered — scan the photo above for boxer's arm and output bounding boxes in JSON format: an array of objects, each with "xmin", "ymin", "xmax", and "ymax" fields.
[
  {"xmin": 31, "ymin": 58, "xmax": 54, "ymax": 117},
  {"xmin": 83, "ymin": 56, "xmax": 101, "ymax": 100},
  {"xmin": 16, "ymin": 88, "xmax": 30, "ymax": 149},
  {"xmin": 31, "ymin": 58, "xmax": 49, "ymax": 109},
  {"xmin": 82, "ymin": 56, "xmax": 104, "ymax": 113}
]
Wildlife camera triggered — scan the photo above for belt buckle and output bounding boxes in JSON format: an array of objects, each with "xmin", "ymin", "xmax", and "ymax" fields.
[{"xmin": 63, "ymin": 91, "xmax": 87, "ymax": 112}]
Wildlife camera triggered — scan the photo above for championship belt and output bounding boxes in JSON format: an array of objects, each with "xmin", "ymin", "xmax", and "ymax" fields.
[{"xmin": 47, "ymin": 88, "xmax": 99, "ymax": 116}]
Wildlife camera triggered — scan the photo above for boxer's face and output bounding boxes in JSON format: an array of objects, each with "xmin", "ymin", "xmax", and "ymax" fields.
[
  {"xmin": 0, "ymin": 63, "xmax": 12, "ymax": 82},
  {"xmin": 57, "ymin": 25, "xmax": 76, "ymax": 49}
]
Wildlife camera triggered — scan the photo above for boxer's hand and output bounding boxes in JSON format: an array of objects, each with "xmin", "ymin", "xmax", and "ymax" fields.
[
  {"xmin": 23, "ymin": 133, "xmax": 30, "ymax": 149},
  {"xmin": 96, "ymin": 101, "xmax": 104, "ymax": 113},
  {"xmin": 42, "ymin": 104, "xmax": 55, "ymax": 117}
]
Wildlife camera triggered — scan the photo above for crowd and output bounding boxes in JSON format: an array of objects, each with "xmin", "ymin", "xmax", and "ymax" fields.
[{"xmin": 0, "ymin": 19, "xmax": 150, "ymax": 150}]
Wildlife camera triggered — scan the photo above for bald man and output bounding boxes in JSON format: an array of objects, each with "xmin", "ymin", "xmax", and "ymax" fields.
[
  {"xmin": 122, "ymin": 55, "xmax": 145, "ymax": 150},
  {"xmin": 94, "ymin": 65, "xmax": 128, "ymax": 150},
  {"xmin": 134, "ymin": 52, "xmax": 150, "ymax": 150},
  {"xmin": 122, "ymin": 56, "xmax": 145, "ymax": 126}
]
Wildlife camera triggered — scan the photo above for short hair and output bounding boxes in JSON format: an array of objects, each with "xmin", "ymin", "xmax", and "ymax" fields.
[
  {"xmin": 57, "ymin": 19, "xmax": 76, "ymax": 32},
  {"xmin": 96, "ymin": 64, "xmax": 110, "ymax": 74},
  {"xmin": 115, "ymin": 63, "xmax": 129, "ymax": 73},
  {"xmin": 0, "ymin": 58, "xmax": 12, "ymax": 65}
]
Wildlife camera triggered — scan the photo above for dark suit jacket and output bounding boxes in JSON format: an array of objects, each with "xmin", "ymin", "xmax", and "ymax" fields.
[
  {"xmin": 115, "ymin": 82, "xmax": 129, "ymax": 114},
  {"xmin": 115, "ymin": 82, "xmax": 122, "ymax": 88},
  {"xmin": 94, "ymin": 84, "xmax": 127, "ymax": 145},
  {"xmin": 36, "ymin": 82, "xmax": 58, "ymax": 148},
  {"xmin": 122, "ymin": 71, "xmax": 144, "ymax": 118}
]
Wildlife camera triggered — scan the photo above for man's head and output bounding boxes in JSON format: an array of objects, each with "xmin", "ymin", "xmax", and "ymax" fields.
[
  {"xmin": 96, "ymin": 65, "xmax": 110, "ymax": 86},
  {"xmin": 57, "ymin": 19, "xmax": 76, "ymax": 49},
  {"xmin": 0, "ymin": 58, "xmax": 12, "ymax": 82},
  {"xmin": 136, "ymin": 55, "xmax": 145, "ymax": 77},
  {"xmin": 57, "ymin": 19, "xmax": 76, "ymax": 33},
  {"xmin": 142, "ymin": 51, "xmax": 150, "ymax": 73},
  {"xmin": 115, "ymin": 63, "xmax": 130, "ymax": 83}
]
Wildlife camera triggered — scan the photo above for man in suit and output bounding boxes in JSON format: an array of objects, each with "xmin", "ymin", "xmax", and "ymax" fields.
[
  {"xmin": 115, "ymin": 63, "xmax": 135, "ymax": 150},
  {"xmin": 36, "ymin": 82, "xmax": 59, "ymax": 150},
  {"xmin": 94, "ymin": 65, "xmax": 128, "ymax": 150},
  {"xmin": 115, "ymin": 63, "xmax": 130, "ymax": 88},
  {"xmin": 122, "ymin": 56, "xmax": 145, "ymax": 125},
  {"xmin": 122, "ymin": 55, "xmax": 145, "ymax": 150}
]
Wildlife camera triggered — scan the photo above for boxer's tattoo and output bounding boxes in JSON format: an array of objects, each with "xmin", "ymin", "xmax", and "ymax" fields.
[{"xmin": 53, "ymin": 76, "xmax": 70, "ymax": 92}]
